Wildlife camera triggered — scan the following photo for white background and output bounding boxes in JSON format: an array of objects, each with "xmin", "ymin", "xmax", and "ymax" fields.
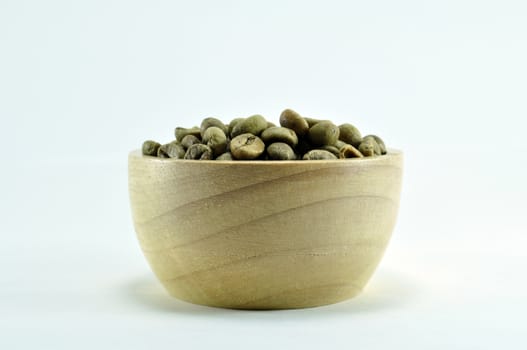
[{"xmin": 1, "ymin": 0, "xmax": 526, "ymax": 349}]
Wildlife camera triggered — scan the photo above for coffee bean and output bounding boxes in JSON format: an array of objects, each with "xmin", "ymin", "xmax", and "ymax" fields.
[
  {"xmin": 362, "ymin": 135, "xmax": 382, "ymax": 155},
  {"xmin": 148, "ymin": 110, "xmax": 389, "ymax": 161},
  {"xmin": 319, "ymin": 145, "xmax": 340, "ymax": 157},
  {"xmin": 339, "ymin": 123, "xmax": 362, "ymax": 148},
  {"xmin": 308, "ymin": 121, "xmax": 339, "ymax": 146},
  {"xmin": 142, "ymin": 140, "xmax": 161, "ymax": 156},
  {"xmin": 304, "ymin": 117, "xmax": 325, "ymax": 127},
  {"xmin": 175, "ymin": 127, "xmax": 201, "ymax": 142},
  {"xmin": 236, "ymin": 115, "xmax": 268, "ymax": 136},
  {"xmin": 335, "ymin": 140, "xmax": 347, "ymax": 150},
  {"xmin": 230, "ymin": 133, "xmax": 265, "ymax": 160},
  {"xmin": 158, "ymin": 141, "xmax": 186, "ymax": 159},
  {"xmin": 302, "ymin": 149, "xmax": 338, "ymax": 160},
  {"xmin": 230, "ymin": 118, "xmax": 245, "ymax": 138},
  {"xmin": 364, "ymin": 134, "xmax": 386, "ymax": 154},
  {"xmin": 261, "ymin": 127, "xmax": 299, "ymax": 147},
  {"xmin": 180, "ymin": 135, "xmax": 201, "ymax": 149},
  {"xmin": 279, "ymin": 109, "xmax": 309, "ymax": 136},
  {"xmin": 184, "ymin": 144, "xmax": 213, "ymax": 160},
  {"xmin": 202, "ymin": 126, "xmax": 228, "ymax": 156},
  {"xmin": 339, "ymin": 144, "xmax": 363, "ymax": 158},
  {"xmin": 216, "ymin": 152, "xmax": 233, "ymax": 161},
  {"xmin": 200, "ymin": 117, "xmax": 228, "ymax": 138},
  {"xmin": 358, "ymin": 138, "xmax": 376, "ymax": 157},
  {"xmin": 267, "ymin": 142, "xmax": 296, "ymax": 160},
  {"xmin": 228, "ymin": 118, "xmax": 245, "ymax": 138}
]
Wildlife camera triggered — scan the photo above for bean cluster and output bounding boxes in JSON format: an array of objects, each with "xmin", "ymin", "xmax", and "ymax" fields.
[{"xmin": 141, "ymin": 109, "xmax": 387, "ymax": 160}]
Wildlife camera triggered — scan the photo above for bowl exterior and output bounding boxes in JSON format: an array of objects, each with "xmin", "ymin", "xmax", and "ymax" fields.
[{"xmin": 128, "ymin": 151, "xmax": 403, "ymax": 309}]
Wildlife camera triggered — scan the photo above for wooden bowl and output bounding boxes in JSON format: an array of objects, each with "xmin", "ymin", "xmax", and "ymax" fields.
[{"xmin": 128, "ymin": 150, "xmax": 403, "ymax": 309}]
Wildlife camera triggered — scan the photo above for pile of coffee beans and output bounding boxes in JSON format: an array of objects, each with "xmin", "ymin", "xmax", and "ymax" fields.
[{"xmin": 141, "ymin": 109, "xmax": 387, "ymax": 160}]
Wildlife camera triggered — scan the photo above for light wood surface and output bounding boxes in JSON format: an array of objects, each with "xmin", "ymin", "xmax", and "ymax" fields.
[{"xmin": 128, "ymin": 150, "xmax": 403, "ymax": 309}]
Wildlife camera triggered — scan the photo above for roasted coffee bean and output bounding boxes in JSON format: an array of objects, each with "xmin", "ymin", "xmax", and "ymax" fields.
[
  {"xmin": 308, "ymin": 121, "xmax": 339, "ymax": 146},
  {"xmin": 202, "ymin": 126, "xmax": 228, "ymax": 156},
  {"xmin": 142, "ymin": 140, "xmax": 161, "ymax": 156},
  {"xmin": 267, "ymin": 142, "xmax": 296, "ymax": 160},
  {"xmin": 158, "ymin": 141, "xmax": 186, "ymax": 159},
  {"xmin": 200, "ymin": 117, "xmax": 228, "ymax": 137},
  {"xmin": 339, "ymin": 144, "xmax": 363, "ymax": 158},
  {"xmin": 230, "ymin": 133, "xmax": 265, "ymax": 160},
  {"xmin": 180, "ymin": 135, "xmax": 201, "ymax": 149},
  {"xmin": 261, "ymin": 126, "xmax": 298, "ymax": 147},
  {"xmin": 339, "ymin": 123, "xmax": 362, "ymax": 148},
  {"xmin": 302, "ymin": 149, "xmax": 338, "ymax": 160},
  {"xmin": 184, "ymin": 144, "xmax": 213, "ymax": 160},
  {"xmin": 175, "ymin": 127, "xmax": 201, "ymax": 142},
  {"xmin": 279, "ymin": 109, "xmax": 309, "ymax": 136}
]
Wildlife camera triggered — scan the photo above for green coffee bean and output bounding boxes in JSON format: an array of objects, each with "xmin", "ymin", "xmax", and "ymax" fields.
[
  {"xmin": 319, "ymin": 145, "xmax": 340, "ymax": 157},
  {"xmin": 216, "ymin": 152, "xmax": 233, "ymax": 161},
  {"xmin": 144, "ymin": 110, "xmax": 389, "ymax": 161},
  {"xmin": 364, "ymin": 134, "xmax": 386, "ymax": 154},
  {"xmin": 279, "ymin": 109, "xmax": 309, "ymax": 136},
  {"xmin": 175, "ymin": 127, "xmax": 201, "ymax": 142},
  {"xmin": 358, "ymin": 138, "xmax": 376, "ymax": 157},
  {"xmin": 184, "ymin": 143, "xmax": 213, "ymax": 160},
  {"xmin": 142, "ymin": 140, "xmax": 161, "ymax": 156},
  {"xmin": 230, "ymin": 118, "xmax": 245, "ymax": 138},
  {"xmin": 302, "ymin": 149, "xmax": 338, "ymax": 160},
  {"xmin": 230, "ymin": 133, "xmax": 265, "ymax": 160},
  {"xmin": 362, "ymin": 135, "xmax": 382, "ymax": 155},
  {"xmin": 267, "ymin": 142, "xmax": 296, "ymax": 160},
  {"xmin": 308, "ymin": 121, "xmax": 339, "ymax": 146},
  {"xmin": 304, "ymin": 117, "xmax": 325, "ymax": 127},
  {"xmin": 202, "ymin": 126, "xmax": 228, "ymax": 156},
  {"xmin": 335, "ymin": 140, "xmax": 347, "ymax": 150},
  {"xmin": 158, "ymin": 141, "xmax": 186, "ymax": 159},
  {"xmin": 339, "ymin": 144, "xmax": 363, "ymax": 158},
  {"xmin": 228, "ymin": 118, "xmax": 245, "ymax": 137},
  {"xmin": 180, "ymin": 135, "xmax": 201, "ymax": 149},
  {"xmin": 200, "ymin": 117, "xmax": 228, "ymax": 138},
  {"xmin": 338, "ymin": 124, "xmax": 362, "ymax": 148},
  {"xmin": 236, "ymin": 115, "xmax": 268, "ymax": 136},
  {"xmin": 261, "ymin": 127, "xmax": 299, "ymax": 147}
]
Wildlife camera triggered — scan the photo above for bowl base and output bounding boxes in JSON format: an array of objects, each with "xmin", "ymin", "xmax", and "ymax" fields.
[{"xmin": 165, "ymin": 284, "xmax": 364, "ymax": 310}]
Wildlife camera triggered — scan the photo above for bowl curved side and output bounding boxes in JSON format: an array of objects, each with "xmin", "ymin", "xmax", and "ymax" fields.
[{"xmin": 128, "ymin": 150, "xmax": 403, "ymax": 309}]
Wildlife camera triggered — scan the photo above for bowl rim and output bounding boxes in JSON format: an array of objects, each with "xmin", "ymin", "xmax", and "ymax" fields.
[{"xmin": 129, "ymin": 148, "xmax": 402, "ymax": 166}]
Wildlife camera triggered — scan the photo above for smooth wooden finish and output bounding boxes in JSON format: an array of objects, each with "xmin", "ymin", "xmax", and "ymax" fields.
[{"xmin": 128, "ymin": 150, "xmax": 403, "ymax": 309}]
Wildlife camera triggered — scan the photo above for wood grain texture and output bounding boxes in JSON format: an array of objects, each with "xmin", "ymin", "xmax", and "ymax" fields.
[{"xmin": 128, "ymin": 150, "xmax": 403, "ymax": 309}]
